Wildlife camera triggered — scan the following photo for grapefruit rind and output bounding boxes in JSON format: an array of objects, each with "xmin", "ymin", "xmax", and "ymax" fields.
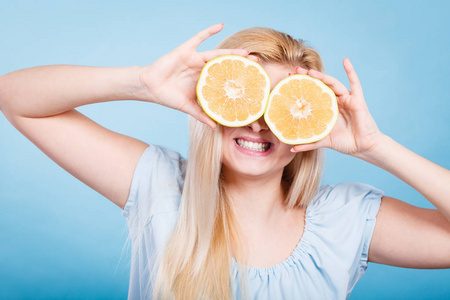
[
  {"xmin": 196, "ymin": 55, "xmax": 271, "ymax": 127},
  {"xmin": 264, "ymin": 74, "xmax": 338, "ymax": 145}
]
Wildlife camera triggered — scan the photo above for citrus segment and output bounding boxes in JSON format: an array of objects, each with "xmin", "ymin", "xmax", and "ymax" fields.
[
  {"xmin": 264, "ymin": 74, "xmax": 338, "ymax": 145},
  {"xmin": 197, "ymin": 55, "xmax": 271, "ymax": 127}
]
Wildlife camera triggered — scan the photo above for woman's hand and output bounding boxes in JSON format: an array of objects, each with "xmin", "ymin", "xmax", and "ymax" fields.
[
  {"xmin": 139, "ymin": 23, "xmax": 255, "ymax": 129},
  {"xmin": 291, "ymin": 58, "xmax": 384, "ymax": 159}
]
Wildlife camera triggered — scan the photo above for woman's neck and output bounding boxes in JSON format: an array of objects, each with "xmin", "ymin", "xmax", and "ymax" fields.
[{"xmin": 222, "ymin": 169, "xmax": 289, "ymax": 230}]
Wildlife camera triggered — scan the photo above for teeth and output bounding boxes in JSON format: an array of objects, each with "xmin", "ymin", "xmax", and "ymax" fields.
[{"xmin": 236, "ymin": 138, "xmax": 270, "ymax": 152}]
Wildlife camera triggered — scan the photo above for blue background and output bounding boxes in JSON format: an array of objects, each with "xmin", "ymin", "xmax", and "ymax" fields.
[{"xmin": 1, "ymin": 0, "xmax": 449, "ymax": 299}]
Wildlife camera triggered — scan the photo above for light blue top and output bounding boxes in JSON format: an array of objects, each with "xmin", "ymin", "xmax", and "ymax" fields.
[{"xmin": 122, "ymin": 145, "xmax": 383, "ymax": 300}]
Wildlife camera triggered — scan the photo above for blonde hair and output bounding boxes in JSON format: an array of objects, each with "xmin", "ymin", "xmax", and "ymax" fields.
[{"xmin": 153, "ymin": 27, "xmax": 325, "ymax": 299}]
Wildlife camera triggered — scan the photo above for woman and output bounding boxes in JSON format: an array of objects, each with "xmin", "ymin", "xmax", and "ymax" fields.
[{"xmin": 0, "ymin": 23, "xmax": 449, "ymax": 299}]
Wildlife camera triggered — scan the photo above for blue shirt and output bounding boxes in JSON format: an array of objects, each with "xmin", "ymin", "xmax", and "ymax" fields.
[{"xmin": 122, "ymin": 145, "xmax": 383, "ymax": 299}]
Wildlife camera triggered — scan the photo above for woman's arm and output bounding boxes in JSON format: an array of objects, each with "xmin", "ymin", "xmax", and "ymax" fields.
[
  {"xmin": 0, "ymin": 65, "xmax": 146, "ymax": 118},
  {"xmin": 0, "ymin": 23, "xmax": 252, "ymax": 209},
  {"xmin": 0, "ymin": 65, "xmax": 149, "ymax": 209},
  {"xmin": 359, "ymin": 135, "xmax": 450, "ymax": 268},
  {"xmin": 363, "ymin": 134, "xmax": 450, "ymax": 221},
  {"xmin": 291, "ymin": 59, "xmax": 450, "ymax": 268}
]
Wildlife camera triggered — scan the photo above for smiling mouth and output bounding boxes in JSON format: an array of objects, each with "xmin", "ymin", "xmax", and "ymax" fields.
[{"xmin": 235, "ymin": 138, "xmax": 272, "ymax": 152}]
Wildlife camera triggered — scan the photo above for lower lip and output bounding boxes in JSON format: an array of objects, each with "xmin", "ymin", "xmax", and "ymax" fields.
[{"xmin": 234, "ymin": 139, "xmax": 274, "ymax": 157}]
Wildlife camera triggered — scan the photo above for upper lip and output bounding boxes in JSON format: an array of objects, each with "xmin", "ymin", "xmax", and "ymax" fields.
[{"xmin": 235, "ymin": 136, "xmax": 273, "ymax": 144}]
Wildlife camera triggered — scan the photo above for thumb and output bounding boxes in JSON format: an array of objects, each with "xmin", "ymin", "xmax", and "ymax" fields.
[{"xmin": 187, "ymin": 103, "xmax": 217, "ymax": 130}]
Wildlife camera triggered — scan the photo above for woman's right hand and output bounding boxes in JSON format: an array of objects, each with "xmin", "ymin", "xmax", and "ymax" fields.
[
  {"xmin": 0, "ymin": 24, "xmax": 254, "ymax": 210},
  {"xmin": 139, "ymin": 23, "xmax": 255, "ymax": 129}
]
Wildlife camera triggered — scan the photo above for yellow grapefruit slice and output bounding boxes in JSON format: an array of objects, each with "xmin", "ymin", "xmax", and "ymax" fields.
[
  {"xmin": 264, "ymin": 74, "xmax": 338, "ymax": 145},
  {"xmin": 196, "ymin": 55, "xmax": 271, "ymax": 127}
]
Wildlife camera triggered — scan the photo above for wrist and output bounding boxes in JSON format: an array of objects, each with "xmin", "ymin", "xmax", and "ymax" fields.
[
  {"xmin": 357, "ymin": 133, "xmax": 394, "ymax": 166},
  {"xmin": 127, "ymin": 65, "xmax": 154, "ymax": 102}
]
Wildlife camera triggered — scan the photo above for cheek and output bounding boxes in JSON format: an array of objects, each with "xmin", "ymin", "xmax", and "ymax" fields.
[
  {"xmin": 221, "ymin": 144, "xmax": 231, "ymax": 166},
  {"xmin": 277, "ymin": 144, "xmax": 296, "ymax": 165},
  {"xmin": 283, "ymin": 153, "xmax": 297, "ymax": 166},
  {"xmin": 278, "ymin": 141, "xmax": 294, "ymax": 154},
  {"xmin": 221, "ymin": 129, "xmax": 234, "ymax": 167},
  {"xmin": 221, "ymin": 126, "xmax": 235, "ymax": 146}
]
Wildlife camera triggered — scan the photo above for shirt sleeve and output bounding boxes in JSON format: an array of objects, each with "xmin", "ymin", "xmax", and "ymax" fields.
[
  {"xmin": 308, "ymin": 182, "xmax": 383, "ymax": 296},
  {"xmin": 342, "ymin": 183, "xmax": 383, "ymax": 294},
  {"xmin": 121, "ymin": 144, "xmax": 186, "ymax": 240}
]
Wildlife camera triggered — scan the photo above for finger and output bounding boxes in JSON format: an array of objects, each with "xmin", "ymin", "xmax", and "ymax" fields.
[
  {"xmin": 290, "ymin": 138, "xmax": 329, "ymax": 152},
  {"xmin": 185, "ymin": 23, "xmax": 224, "ymax": 49},
  {"xmin": 290, "ymin": 143, "xmax": 319, "ymax": 153},
  {"xmin": 343, "ymin": 57, "xmax": 364, "ymax": 98},
  {"xmin": 189, "ymin": 104, "xmax": 217, "ymax": 130},
  {"xmin": 307, "ymin": 69, "xmax": 349, "ymax": 97},
  {"xmin": 247, "ymin": 55, "xmax": 260, "ymax": 62},
  {"xmin": 295, "ymin": 66, "xmax": 308, "ymax": 75},
  {"xmin": 200, "ymin": 48, "xmax": 253, "ymax": 62}
]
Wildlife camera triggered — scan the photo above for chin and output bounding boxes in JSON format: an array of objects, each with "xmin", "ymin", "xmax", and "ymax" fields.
[{"xmin": 222, "ymin": 154, "xmax": 285, "ymax": 180}]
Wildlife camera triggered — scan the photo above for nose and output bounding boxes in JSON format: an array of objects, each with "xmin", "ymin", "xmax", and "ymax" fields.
[{"xmin": 246, "ymin": 116, "xmax": 269, "ymax": 133}]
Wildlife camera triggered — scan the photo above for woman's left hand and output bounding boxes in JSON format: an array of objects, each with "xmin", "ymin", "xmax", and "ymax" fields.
[{"xmin": 291, "ymin": 58, "xmax": 384, "ymax": 158}]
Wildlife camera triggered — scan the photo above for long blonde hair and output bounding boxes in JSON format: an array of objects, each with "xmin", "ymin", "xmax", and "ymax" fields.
[{"xmin": 153, "ymin": 27, "xmax": 325, "ymax": 299}]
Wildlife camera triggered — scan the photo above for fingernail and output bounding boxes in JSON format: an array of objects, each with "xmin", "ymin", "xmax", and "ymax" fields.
[
  {"xmin": 247, "ymin": 50, "xmax": 250, "ymax": 55},
  {"xmin": 220, "ymin": 23, "xmax": 225, "ymax": 26},
  {"xmin": 257, "ymin": 57, "xmax": 260, "ymax": 61},
  {"xmin": 290, "ymin": 148, "xmax": 297, "ymax": 153}
]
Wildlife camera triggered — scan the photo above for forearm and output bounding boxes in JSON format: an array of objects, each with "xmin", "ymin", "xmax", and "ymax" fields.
[
  {"xmin": 361, "ymin": 134, "xmax": 450, "ymax": 221},
  {"xmin": 0, "ymin": 65, "xmax": 149, "ymax": 117}
]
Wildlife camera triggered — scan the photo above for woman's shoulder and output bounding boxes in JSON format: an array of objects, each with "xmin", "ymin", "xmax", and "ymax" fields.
[
  {"xmin": 300, "ymin": 182, "xmax": 384, "ymax": 293},
  {"xmin": 139, "ymin": 144, "xmax": 186, "ymax": 168},
  {"xmin": 122, "ymin": 144, "xmax": 186, "ymax": 220},
  {"xmin": 129, "ymin": 144, "xmax": 186, "ymax": 189},
  {"xmin": 308, "ymin": 182, "xmax": 384, "ymax": 215},
  {"xmin": 132, "ymin": 144, "xmax": 187, "ymax": 184}
]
